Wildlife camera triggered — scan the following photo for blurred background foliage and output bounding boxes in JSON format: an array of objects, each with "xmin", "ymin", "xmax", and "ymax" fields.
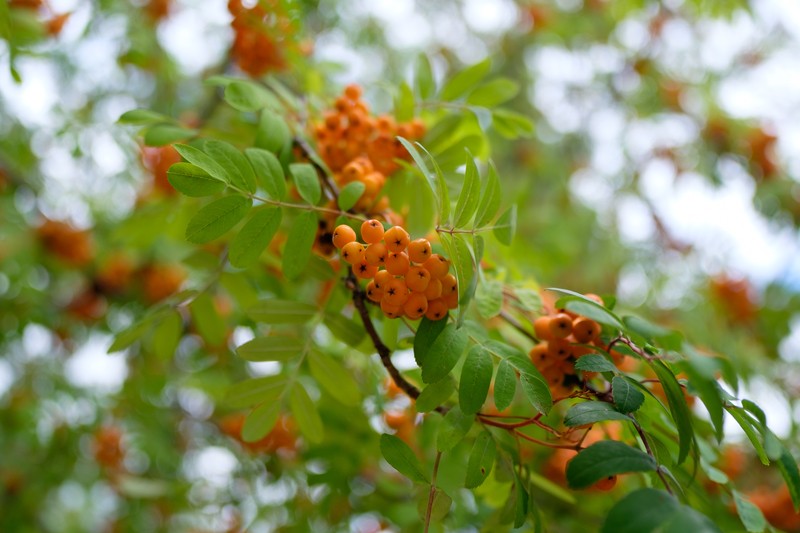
[{"xmin": 1, "ymin": 0, "xmax": 800, "ymax": 531}]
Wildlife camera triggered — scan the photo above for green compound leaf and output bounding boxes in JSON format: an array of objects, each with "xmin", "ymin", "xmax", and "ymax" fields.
[
  {"xmin": 564, "ymin": 401, "xmax": 631, "ymax": 427},
  {"xmin": 229, "ymin": 207, "xmax": 282, "ymax": 268},
  {"xmin": 566, "ymin": 441, "xmax": 656, "ymax": 490},
  {"xmin": 380, "ymin": 434, "xmax": 429, "ymax": 484},
  {"xmin": 167, "ymin": 162, "xmax": 226, "ymax": 197},
  {"xmin": 185, "ymin": 195, "xmax": 251, "ymax": 244},
  {"xmin": 281, "ymin": 211, "xmax": 318, "ymax": 279}
]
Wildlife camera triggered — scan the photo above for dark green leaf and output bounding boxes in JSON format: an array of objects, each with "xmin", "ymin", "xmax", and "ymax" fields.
[
  {"xmin": 204, "ymin": 140, "xmax": 257, "ymax": 193},
  {"xmin": 416, "ymin": 487, "xmax": 451, "ymax": 521},
  {"xmin": 323, "ymin": 312, "xmax": 365, "ymax": 347},
  {"xmin": 245, "ymin": 148, "xmax": 286, "ymax": 200},
  {"xmin": 289, "ymin": 163, "xmax": 321, "ymax": 205},
  {"xmin": 242, "ymin": 401, "xmax": 281, "ymax": 442},
  {"xmin": 519, "ymin": 373, "xmax": 553, "ymax": 416},
  {"xmin": 601, "ymin": 488, "xmax": 680, "ymax": 533},
  {"xmin": 229, "ymin": 207, "xmax": 282, "ymax": 268},
  {"xmin": 246, "ymin": 299, "xmax": 317, "ymax": 324},
  {"xmin": 420, "ymin": 324, "xmax": 468, "ymax": 384},
  {"xmin": 236, "ymin": 336, "xmax": 304, "ymax": 362},
  {"xmin": 459, "ymin": 345, "xmax": 493, "ymax": 414},
  {"xmin": 224, "ymin": 375, "xmax": 286, "ymax": 409},
  {"xmin": 185, "ymin": 196, "xmax": 251, "ymax": 244},
  {"xmin": 437, "ymin": 406, "xmax": 473, "ymax": 453},
  {"xmin": 574, "ymin": 354, "xmax": 617, "ymax": 373},
  {"xmin": 612, "ymin": 376, "xmax": 645, "ymax": 414},
  {"xmin": 681, "ymin": 358, "xmax": 724, "ymax": 442},
  {"xmin": 167, "ymin": 162, "xmax": 226, "ymax": 197},
  {"xmin": 453, "ymin": 153, "xmax": 481, "ymax": 228},
  {"xmin": 662, "ymin": 507, "xmax": 722, "ymax": 533},
  {"xmin": 566, "ymin": 441, "xmax": 656, "ymax": 489},
  {"xmin": 289, "ymin": 383, "xmax": 323, "ymax": 444},
  {"xmin": 337, "ymin": 181, "xmax": 365, "ymax": 211},
  {"xmin": 416, "ymin": 378, "xmax": 455, "ymax": 413},
  {"xmin": 380, "ymin": 434, "xmax": 429, "ymax": 483},
  {"xmin": 441, "ymin": 58, "xmax": 491, "ymax": 101},
  {"xmin": 514, "ymin": 471, "xmax": 529, "ymax": 528},
  {"xmin": 174, "ymin": 143, "xmax": 229, "ymax": 184},
  {"xmin": 143, "ymin": 124, "xmax": 195, "ymax": 146},
  {"xmin": 308, "ymin": 350, "xmax": 360, "ymax": 407},
  {"xmin": 564, "ymin": 401, "xmax": 631, "ymax": 427},
  {"xmin": 474, "ymin": 162, "xmax": 501, "ymax": 228},
  {"xmin": 650, "ymin": 360, "xmax": 695, "ymax": 465},
  {"xmin": 727, "ymin": 407, "xmax": 769, "ymax": 465},
  {"xmin": 776, "ymin": 444, "xmax": 800, "ymax": 511},
  {"xmin": 281, "ymin": 211, "xmax": 317, "ymax": 279},
  {"xmin": 465, "ymin": 431, "xmax": 496, "ymax": 488},
  {"xmin": 466, "ymin": 78, "xmax": 519, "ymax": 107},
  {"xmin": 414, "ymin": 317, "xmax": 448, "ymax": 368},
  {"xmin": 493, "ymin": 360, "xmax": 516, "ymax": 411}
]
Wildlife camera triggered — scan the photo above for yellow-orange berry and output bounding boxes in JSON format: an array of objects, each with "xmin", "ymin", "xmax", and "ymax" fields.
[
  {"xmin": 344, "ymin": 84, "xmax": 362, "ymax": 100},
  {"xmin": 444, "ymin": 292, "xmax": 458, "ymax": 309},
  {"xmin": 425, "ymin": 299, "xmax": 448, "ymax": 321},
  {"xmin": 403, "ymin": 293, "xmax": 429, "ymax": 320},
  {"xmin": 384, "ymin": 226, "xmax": 410, "ymax": 253},
  {"xmin": 341, "ymin": 241, "xmax": 365, "ymax": 265},
  {"xmin": 441, "ymin": 274, "xmax": 457, "ymax": 296},
  {"xmin": 373, "ymin": 269, "xmax": 392, "ymax": 291},
  {"xmin": 593, "ymin": 475, "xmax": 617, "ymax": 491},
  {"xmin": 549, "ymin": 313, "xmax": 573, "ymax": 339},
  {"xmin": 366, "ymin": 281, "xmax": 383, "ymax": 302},
  {"xmin": 529, "ymin": 343, "xmax": 551, "ymax": 370},
  {"xmin": 364, "ymin": 242, "xmax": 388, "ymax": 266},
  {"xmin": 354, "ymin": 260, "xmax": 378, "ymax": 280},
  {"xmin": 385, "ymin": 252, "xmax": 410, "ymax": 276},
  {"xmin": 333, "ymin": 225, "xmax": 357, "ymax": 249},
  {"xmin": 381, "ymin": 299, "xmax": 403, "ymax": 319},
  {"xmin": 405, "ymin": 266, "xmax": 431, "ymax": 292},
  {"xmin": 422, "ymin": 254, "xmax": 449, "ymax": 279},
  {"xmin": 383, "ymin": 278, "xmax": 410, "ymax": 306},
  {"xmin": 533, "ymin": 316, "xmax": 553, "ymax": 341},
  {"xmin": 361, "ymin": 219, "xmax": 385, "ymax": 244},
  {"xmin": 547, "ymin": 340, "xmax": 573, "ymax": 360},
  {"xmin": 424, "ymin": 278, "xmax": 442, "ymax": 300},
  {"xmin": 572, "ymin": 317, "xmax": 601, "ymax": 343},
  {"xmin": 407, "ymin": 238, "xmax": 432, "ymax": 264}
]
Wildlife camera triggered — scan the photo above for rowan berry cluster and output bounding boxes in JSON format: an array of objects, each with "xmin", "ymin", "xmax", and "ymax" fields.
[
  {"xmin": 36, "ymin": 218, "xmax": 94, "ymax": 267},
  {"xmin": 528, "ymin": 294, "xmax": 629, "ymax": 397},
  {"xmin": 333, "ymin": 220, "xmax": 457, "ymax": 320},
  {"xmin": 314, "ymin": 84, "xmax": 426, "ymax": 175},
  {"xmin": 227, "ymin": 0, "xmax": 293, "ymax": 77}
]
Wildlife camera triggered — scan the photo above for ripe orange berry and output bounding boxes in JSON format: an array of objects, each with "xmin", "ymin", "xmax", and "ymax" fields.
[
  {"xmin": 572, "ymin": 317, "xmax": 601, "ymax": 343},
  {"xmin": 584, "ymin": 293, "xmax": 605, "ymax": 306},
  {"xmin": 380, "ymin": 299, "xmax": 403, "ymax": 319},
  {"xmin": 533, "ymin": 316, "xmax": 553, "ymax": 341},
  {"xmin": 373, "ymin": 269, "xmax": 392, "ymax": 291},
  {"xmin": 422, "ymin": 254, "xmax": 449, "ymax": 279},
  {"xmin": 441, "ymin": 274, "xmax": 457, "ymax": 296},
  {"xmin": 424, "ymin": 278, "xmax": 443, "ymax": 300},
  {"xmin": 403, "ymin": 293, "xmax": 429, "ymax": 320},
  {"xmin": 425, "ymin": 299, "xmax": 448, "ymax": 321},
  {"xmin": 385, "ymin": 252, "xmax": 410, "ymax": 275},
  {"xmin": 593, "ymin": 475, "xmax": 617, "ymax": 491},
  {"xmin": 341, "ymin": 241, "xmax": 365, "ymax": 265},
  {"xmin": 407, "ymin": 238, "xmax": 432, "ymax": 264},
  {"xmin": 332, "ymin": 225, "xmax": 357, "ymax": 249},
  {"xmin": 405, "ymin": 266, "xmax": 431, "ymax": 292},
  {"xmin": 383, "ymin": 278, "xmax": 410, "ymax": 306},
  {"xmin": 344, "ymin": 84, "xmax": 362, "ymax": 100},
  {"xmin": 384, "ymin": 226, "xmax": 410, "ymax": 253},
  {"xmin": 529, "ymin": 343, "xmax": 552, "ymax": 370},
  {"xmin": 361, "ymin": 219, "xmax": 385, "ymax": 244},
  {"xmin": 354, "ymin": 260, "xmax": 378, "ymax": 280},
  {"xmin": 547, "ymin": 340, "xmax": 573, "ymax": 360},
  {"xmin": 549, "ymin": 313, "xmax": 573, "ymax": 339},
  {"xmin": 364, "ymin": 242, "xmax": 388, "ymax": 266},
  {"xmin": 444, "ymin": 292, "xmax": 459, "ymax": 309},
  {"xmin": 366, "ymin": 280, "xmax": 383, "ymax": 302}
]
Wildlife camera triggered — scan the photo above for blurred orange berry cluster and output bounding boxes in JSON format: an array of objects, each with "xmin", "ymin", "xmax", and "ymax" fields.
[
  {"xmin": 227, "ymin": 0, "xmax": 294, "ymax": 77},
  {"xmin": 334, "ymin": 220, "xmax": 457, "ymax": 320},
  {"xmin": 219, "ymin": 413, "xmax": 297, "ymax": 455}
]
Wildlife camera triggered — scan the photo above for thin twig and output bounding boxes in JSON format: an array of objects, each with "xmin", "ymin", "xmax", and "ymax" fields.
[
  {"xmin": 499, "ymin": 309, "xmax": 537, "ymax": 342},
  {"xmin": 424, "ymin": 452, "xmax": 442, "ymax": 533},
  {"xmin": 630, "ymin": 415, "xmax": 674, "ymax": 495}
]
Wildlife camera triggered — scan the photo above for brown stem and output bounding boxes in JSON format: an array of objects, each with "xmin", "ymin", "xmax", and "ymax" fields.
[
  {"xmin": 631, "ymin": 415, "xmax": 674, "ymax": 495},
  {"xmin": 346, "ymin": 273, "xmax": 448, "ymax": 415},
  {"xmin": 424, "ymin": 452, "xmax": 442, "ymax": 533}
]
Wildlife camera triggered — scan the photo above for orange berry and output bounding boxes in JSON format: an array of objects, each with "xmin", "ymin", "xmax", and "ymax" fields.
[
  {"xmin": 441, "ymin": 274, "xmax": 457, "ymax": 296},
  {"xmin": 344, "ymin": 84, "xmax": 362, "ymax": 100},
  {"xmin": 341, "ymin": 241, "xmax": 365, "ymax": 265},
  {"xmin": 422, "ymin": 254, "xmax": 449, "ymax": 279},
  {"xmin": 593, "ymin": 475, "xmax": 617, "ymax": 491},
  {"xmin": 443, "ymin": 292, "xmax": 459, "ymax": 309},
  {"xmin": 572, "ymin": 317, "xmax": 601, "ymax": 343},
  {"xmin": 385, "ymin": 252, "xmax": 410, "ymax": 276},
  {"xmin": 364, "ymin": 242, "xmax": 388, "ymax": 266},
  {"xmin": 361, "ymin": 219, "xmax": 385, "ymax": 244},
  {"xmin": 549, "ymin": 313, "xmax": 573, "ymax": 339},
  {"xmin": 405, "ymin": 266, "xmax": 431, "ymax": 292},
  {"xmin": 380, "ymin": 299, "xmax": 403, "ymax": 319},
  {"xmin": 424, "ymin": 278, "xmax": 443, "ymax": 300},
  {"xmin": 403, "ymin": 293, "xmax": 429, "ymax": 320},
  {"xmin": 407, "ymin": 238, "xmax": 432, "ymax": 264},
  {"xmin": 342, "ymin": 161, "xmax": 365, "ymax": 183},
  {"xmin": 584, "ymin": 293, "xmax": 605, "ymax": 306},
  {"xmin": 332, "ymin": 225, "xmax": 357, "ymax": 249},
  {"xmin": 354, "ymin": 260, "xmax": 378, "ymax": 280},
  {"xmin": 425, "ymin": 299, "xmax": 448, "ymax": 321},
  {"xmin": 366, "ymin": 281, "xmax": 383, "ymax": 302},
  {"xmin": 529, "ymin": 343, "xmax": 552, "ymax": 371},
  {"xmin": 547, "ymin": 340, "xmax": 573, "ymax": 360},
  {"xmin": 533, "ymin": 316, "xmax": 553, "ymax": 341},
  {"xmin": 373, "ymin": 269, "xmax": 392, "ymax": 291},
  {"xmin": 384, "ymin": 226, "xmax": 410, "ymax": 253},
  {"xmin": 383, "ymin": 278, "xmax": 410, "ymax": 306}
]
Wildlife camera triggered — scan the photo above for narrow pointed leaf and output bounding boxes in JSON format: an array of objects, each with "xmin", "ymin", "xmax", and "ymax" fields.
[
  {"xmin": 167, "ymin": 162, "xmax": 226, "ymax": 197},
  {"xmin": 566, "ymin": 441, "xmax": 656, "ymax": 489},
  {"xmin": 289, "ymin": 163, "xmax": 321, "ymax": 205},
  {"xmin": 289, "ymin": 383, "xmax": 323, "ymax": 444},
  {"xmin": 465, "ymin": 431, "xmax": 496, "ymax": 488},
  {"xmin": 236, "ymin": 336, "xmax": 304, "ymax": 362},
  {"xmin": 380, "ymin": 434, "xmax": 429, "ymax": 483},
  {"xmin": 229, "ymin": 207, "xmax": 282, "ymax": 268},
  {"xmin": 281, "ymin": 211, "xmax": 317, "ymax": 279},
  {"xmin": 242, "ymin": 401, "xmax": 282, "ymax": 442},
  {"xmin": 453, "ymin": 153, "xmax": 481, "ymax": 228},
  {"xmin": 185, "ymin": 196, "xmax": 251, "ymax": 243},
  {"xmin": 204, "ymin": 140, "xmax": 257, "ymax": 193},
  {"xmin": 459, "ymin": 345, "xmax": 493, "ymax": 414},
  {"xmin": 245, "ymin": 147, "xmax": 286, "ymax": 200}
]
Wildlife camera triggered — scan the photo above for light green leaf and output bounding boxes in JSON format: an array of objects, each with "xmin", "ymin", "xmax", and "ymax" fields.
[
  {"xmin": 189, "ymin": 293, "xmax": 226, "ymax": 346},
  {"xmin": 492, "ymin": 109, "xmax": 535, "ymax": 139},
  {"xmin": 167, "ymin": 162, "xmax": 226, "ymax": 197},
  {"xmin": 733, "ymin": 490, "xmax": 767, "ymax": 532},
  {"xmin": 289, "ymin": 163, "xmax": 321, "ymax": 205},
  {"xmin": 437, "ymin": 406, "xmax": 473, "ymax": 453},
  {"xmin": 229, "ymin": 207, "xmax": 282, "ymax": 268},
  {"xmin": 281, "ymin": 211, "xmax": 318, "ymax": 279},
  {"xmin": 566, "ymin": 441, "xmax": 657, "ymax": 489},
  {"xmin": 337, "ymin": 181, "xmax": 365, "ymax": 211},
  {"xmin": 493, "ymin": 360, "xmax": 516, "ymax": 411},
  {"xmin": 475, "ymin": 279, "xmax": 503, "ymax": 319},
  {"xmin": 143, "ymin": 124, "xmax": 195, "ymax": 146},
  {"xmin": 118, "ymin": 108, "xmax": 171, "ymax": 125},
  {"xmin": 245, "ymin": 148, "xmax": 286, "ymax": 200},
  {"xmin": 415, "ymin": 53, "xmax": 435, "ymax": 100},
  {"xmin": 246, "ymin": 299, "xmax": 317, "ymax": 324},
  {"xmin": 441, "ymin": 58, "xmax": 491, "ymax": 101},
  {"xmin": 380, "ymin": 434, "xmax": 429, "ymax": 483},
  {"xmin": 493, "ymin": 205, "xmax": 517, "ymax": 245},
  {"xmin": 224, "ymin": 80, "xmax": 276, "ymax": 112},
  {"xmin": 185, "ymin": 196, "xmax": 251, "ymax": 244},
  {"xmin": 151, "ymin": 310, "xmax": 182, "ymax": 360},
  {"xmin": 242, "ymin": 401, "xmax": 281, "ymax": 442},
  {"xmin": 224, "ymin": 375, "xmax": 286, "ymax": 409},
  {"xmin": 308, "ymin": 350, "xmax": 361, "ymax": 406},
  {"xmin": 204, "ymin": 140, "xmax": 257, "ymax": 193},
  {"xmin": 416, "ymin": 487, "xmax": 452, "ymax": 521},
  {"xmin": 465, "ymin": 431, "xmax": 496, "ymax": 488},
  {"xmin": 454, "ymin": 152, "xmax": 481, "ymax": 228},
  {"xmin": 564, "ymin": 401, "xmax": 631, "ymax": 427},
  {"xmin": 466, "ymin": 78, "xmax": 520, "ymax": 107},
  {"xmin": 394, "ymin": 81, "xmax": 414, "ymax": 122},
  {"xmin": 416, "ymin": 378, "xmax": 455, "ymax": 413},
  {"xmin": 289, "ymin": 383, "xmax": 323, "ymax": 444},
  {"xmin": 236, "ymin": 336, "xmax": 304, "ymax": 362},
  {"xmin": 420, "ymin": 324, "xmax": 468, "ymax": 384},
  {"xmin": 459, "ymin": 345, "xmax": 493, "ymax": 414},
  {"xmin": 474, "ymin": 162, "xmax": 501, "ymax": 228},
  {"xmin": 323, "ymin": 312, "xmax": 365, "ymax": 347},
  {"xmin": 612, "ymin": 376, "xmax": 645, "ymax": 414},
  {"xmin": 256, "ymin": 109, "xmax": 291, "ymax": 153},
  {"xmin": 173, "ymin": 143, "xmax": 229, "ymax": 184}
]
